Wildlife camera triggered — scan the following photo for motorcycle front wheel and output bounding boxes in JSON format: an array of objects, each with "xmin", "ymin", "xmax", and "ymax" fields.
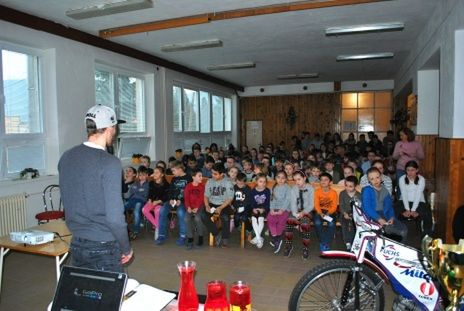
[{"xmin": 288, "ymin": 259, "xmax": 385, "ymax": 311}]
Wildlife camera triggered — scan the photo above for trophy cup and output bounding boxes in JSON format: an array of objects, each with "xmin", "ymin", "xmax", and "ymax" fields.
[{"xmin": 422, "ymin": 236, "xmax": 464, "ymax": 310}]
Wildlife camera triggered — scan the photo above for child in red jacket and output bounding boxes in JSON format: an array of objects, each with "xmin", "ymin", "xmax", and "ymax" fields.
[{"xmin": 183, "ymin": 168, "xmax": 205, "ymax": 249}]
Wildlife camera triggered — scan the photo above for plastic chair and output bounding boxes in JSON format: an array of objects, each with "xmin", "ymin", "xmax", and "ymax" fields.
[{"xmin": 35, "ymin": 184, "xmax": 65, "ymax": 224}]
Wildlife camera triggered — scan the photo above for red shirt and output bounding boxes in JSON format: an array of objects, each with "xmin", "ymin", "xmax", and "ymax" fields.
[{"xmin": 184, "ymin": 182, "xmax": 205, "ymax": 210}]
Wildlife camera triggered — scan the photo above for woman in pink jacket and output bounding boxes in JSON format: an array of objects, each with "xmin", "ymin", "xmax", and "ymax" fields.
[{"xmin": 392, "ymin": 128, "xmax": 425, "ymax": 181}]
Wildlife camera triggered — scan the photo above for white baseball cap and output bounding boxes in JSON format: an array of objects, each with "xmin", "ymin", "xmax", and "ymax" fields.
[{"xmin": 85, "ymin": 105, "xmax": 126, "ymax": 129}]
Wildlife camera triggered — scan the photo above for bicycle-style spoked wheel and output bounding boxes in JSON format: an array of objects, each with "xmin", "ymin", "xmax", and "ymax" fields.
[{"xmin": 288, "ymin": 259, "xmax": 385, "ymax": 311}]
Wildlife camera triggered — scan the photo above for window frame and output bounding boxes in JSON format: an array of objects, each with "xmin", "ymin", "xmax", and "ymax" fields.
[
  {"xmin": 172, "ymin": 82, "xmax": 233, "ymax": 134},
  {"xmin": 95, "ymin": 64, "xmax": 147, "ymax": 137},
  {"xmin": 340, "ymin": 90, "xmax": 392, "ymax": 140},
  {"xmin": 0, "ymin": 41, "xmax": 46, "ymax": 178}
]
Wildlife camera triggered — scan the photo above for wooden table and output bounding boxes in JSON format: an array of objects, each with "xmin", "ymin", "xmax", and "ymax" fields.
[{"xmin": 0, "ymin": 220, "xmax": 71, "ymax": 295}]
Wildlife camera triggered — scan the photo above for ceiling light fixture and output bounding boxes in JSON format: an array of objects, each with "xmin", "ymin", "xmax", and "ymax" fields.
[
  {"xmin": 277, "ymin": 73, "xmax": 319, "ymax": 80},
  {"xmin": 336, "ymin": 52, "xmax": 394, "ymax": 61},
  {"xmin": 207, "ymin": 62, "xmax": 256, "ymax": 71},
  {"xmin": 161, "ymin": 39, "xmax": 223, "ymax": 52},
  {"xmin": 66, "ymin": 0, "xmax": 153, "ymax": 20},
  {"xmin": 326, "ymin": 22, "xmax": 404, "ymax": 36}
]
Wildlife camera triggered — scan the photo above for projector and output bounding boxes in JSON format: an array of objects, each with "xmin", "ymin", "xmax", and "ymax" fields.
[{"xmin": 10, "ymin": 230, "xmax": 55, "ymax": 245}]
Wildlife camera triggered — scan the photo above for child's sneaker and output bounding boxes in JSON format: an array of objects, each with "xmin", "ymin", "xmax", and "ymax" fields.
[
  {"xmin": 283, "ymin": 245, "xmax": 293, "ymax": 257},
  {"xmin": 249, "ymin": 236, "xmax": 258, "ymax": 245},
  {"xmin": 274, "ymin": 239, "xmax": 283, "ymax": 254},
  {"xmin": 176, "ymin": 237, "xmax": 186, "ymax": 246},
  {"xmin": 302, "ymin": 248, "xmax": 309, "ymax": 260},
  {"xmin": 256, "ymin": 238, "xmax": 264, "ymax": 249},
  {"xmin": 346, "ymin": 243, "xmax": 351, "ymax": 251},
  {"xmin": 155, "ymin": 236, "xmax": 166, "ymax": 245},
  {"xmin": 186, "ymin": 241, "xmax": 194, "ymax": 250},
  {"xmin": 154, "ymin": 228, "xmax": 159, "ymax": 241}
]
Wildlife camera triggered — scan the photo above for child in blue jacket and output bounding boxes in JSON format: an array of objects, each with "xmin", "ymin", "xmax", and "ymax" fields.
[{"xmin": 362, "ymin": 167, "xmax": 407, "ymax": 242}]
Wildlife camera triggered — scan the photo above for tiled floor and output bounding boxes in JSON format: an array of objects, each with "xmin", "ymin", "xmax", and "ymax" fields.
[{"xmin": 0, "ymin": 223, "xmax": 421, "ymax": 311}]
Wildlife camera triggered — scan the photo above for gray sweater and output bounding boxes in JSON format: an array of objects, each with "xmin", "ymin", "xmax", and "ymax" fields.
[
  {"xmin": 290, "ymin": 184, "xmax": 315, "ymax": 217},
  {"xmin": 339, "ymin": 190, "xmax": 361, "ymax": 214},
  {"xmin": 270, "ymin": 184, "xmax": 292, "ymax": 211},
  {"xmin": 205, "ymin": 177, "xmax": 234, "ymax": 206},
  {"xmin": 58, "ymin": 144, "xmax": 130, "ymax": 255}
]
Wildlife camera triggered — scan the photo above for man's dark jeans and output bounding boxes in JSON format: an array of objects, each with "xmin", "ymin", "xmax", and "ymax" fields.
[{"xmin": 70, "ymin": 237, "xmax": 123, "ymax": 272}]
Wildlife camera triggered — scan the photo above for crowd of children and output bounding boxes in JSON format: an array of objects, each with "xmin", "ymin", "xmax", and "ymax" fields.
[{"xmin": 121, "ymin": 129, "xmax": 433, "ymax": 260}]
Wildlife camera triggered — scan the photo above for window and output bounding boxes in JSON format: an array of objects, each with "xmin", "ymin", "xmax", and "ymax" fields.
[
  {"xmin": 172, "ymin": 85, "xmax": 232, "ymax": 133},
  {"xmin": 1, "ymin": 46, "xmax": 44, "ymax": 177},
  {"xmin": 341, "ymin": 91, "xmax": 392, "ymax": 140},
  {"xmin": 95, "ymin": 67, "xmax": 146, "ymax": 134}
]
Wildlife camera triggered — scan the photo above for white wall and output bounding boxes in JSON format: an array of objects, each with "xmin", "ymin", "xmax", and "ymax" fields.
[
  {"xmin": 453, "ymin": 30, "xmax": 464, "ymax": 138},
  {"xmin": 239, "ymin": 82, "xmax": 334, "ymax": 97},
  {"xmin": 394, "ymin": 0, "xmax": 464, "ymax": 138},
  {"xmin": 417, "ymin": 70, "xmax": 439, "ymax": 135},
  {"xmin": 340, "ymin": 80, "xmax": 394, "ymax": 92}
]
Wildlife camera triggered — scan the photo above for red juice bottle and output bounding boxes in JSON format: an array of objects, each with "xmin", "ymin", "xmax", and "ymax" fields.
[
  {"xmin": 229, "ymin": 281, "xmax": 251, "ymax": 311},
  {"xmin": 204, "ymin": 280, "xmax": 228, "ymax": 311}
]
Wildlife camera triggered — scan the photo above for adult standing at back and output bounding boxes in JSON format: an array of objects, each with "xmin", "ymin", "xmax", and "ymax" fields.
[
  {"xmin": 59, "ymin": 105, "xmax": 133, "ymax": 272},
  {"xmin": 392, "ymin": 128, "xmax": 425, "ymax": 180}
]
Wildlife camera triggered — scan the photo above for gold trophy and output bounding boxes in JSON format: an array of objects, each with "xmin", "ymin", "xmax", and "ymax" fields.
[{"xmin": 422, "ymin": 236, "xmax": 464, "ymax": 310}]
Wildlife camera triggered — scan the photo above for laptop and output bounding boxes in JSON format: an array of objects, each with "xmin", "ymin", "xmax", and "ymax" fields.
[{"xmin": 51, "ymin": 266, "xmax": 127, "ymax": 311}]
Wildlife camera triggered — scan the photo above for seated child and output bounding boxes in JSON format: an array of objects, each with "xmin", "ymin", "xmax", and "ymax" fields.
[
  {"xmin": 362, "ymin": 167, "xmax": 408, "ymax": 242},
  {"xmin": 241, "ymin": 158, "xmax": 255, "ymax": 182},
  {"xmin": 201, "ymin": 156, "xmax": 214, "ymax": 178},
  {"xmin": 124, "ymin": 166, "xmax": 150, "ymax": 239},
  {"xmin": 155, "ymin": 161, "xmax": 192, "ymax": 246},
  {"xmin": 284, "ymin": 170, "xmax": 314, "ymax": 260},
  {"xmin": 339, "ymin": 175, "xmax": 361, "ymax": 250},
  {"xmin": 142, "ymin": 166, "xmax": 169, "ymax": 239},
  {"xmin": 250, "ymin": 173, "xmax": 271, "ymax": 249},
  {"xmin": 201, "ymin": 163, "xmax": 235, "ymax": 247},
  {"xmin": 232, "ymin": 172, "xmax": 252, "ymax": 234},
  {"xmin": 313, "ymin": 173, "xmax": 338, "ymax": 251},
  {"xmin": 122, "ymin": 166, "xmax": 136, "ymax": 195},
  {"xmin": 183, "ymin": 169, "xmax": 205, "ymax": 249},
  {"xmin": 267, "ymin": 171, "xmax": 291, "ymax": 254},
  {"xmin": 307, "ymin": 164, "xmax": 321, "ymax": 183}
]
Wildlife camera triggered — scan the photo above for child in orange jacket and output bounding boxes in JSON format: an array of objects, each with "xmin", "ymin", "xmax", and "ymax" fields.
[{"xmin": 313, "ymin": 172, "xmax": 338, "ymax": 251}]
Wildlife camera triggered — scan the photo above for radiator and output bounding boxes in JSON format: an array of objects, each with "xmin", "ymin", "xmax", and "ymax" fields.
[{"xmin": 0, "ymin": 193, "xmax": 27, "ymax": 236}]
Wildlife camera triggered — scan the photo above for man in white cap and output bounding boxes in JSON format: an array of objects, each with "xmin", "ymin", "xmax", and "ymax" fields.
[{"xmin": 58, "ymin": 105, "xmax": 133, "ymax": 272}]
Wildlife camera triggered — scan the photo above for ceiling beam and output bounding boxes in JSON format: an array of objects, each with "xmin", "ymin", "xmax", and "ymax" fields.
[
  {"xmin": 100, "ymin": 0, "xmax": 391, "ymax": 38},
  {"xmin": 0, "ymin": 5, "xmax": 244, "ymax": 91}
]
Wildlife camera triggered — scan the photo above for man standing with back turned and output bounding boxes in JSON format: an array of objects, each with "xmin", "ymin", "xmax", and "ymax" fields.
[{"xmin": 59, "ymin": 105, "xmax": 133, "ymax": 272}]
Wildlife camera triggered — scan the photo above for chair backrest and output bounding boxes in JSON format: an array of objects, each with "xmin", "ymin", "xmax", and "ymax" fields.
[{"xmin": 42, "ymin": 184, "xmax": 63, "ymax": 212}]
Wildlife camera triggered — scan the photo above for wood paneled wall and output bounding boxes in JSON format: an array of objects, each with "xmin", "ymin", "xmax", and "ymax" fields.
[
  {"xmin": 239, "ymin": 94, "xmax": 340, "ymax": 147},
  {"xmin": 434, "ymin": 138, "xmax": 464, "ymax": 242},
  {"xmin": 416, "ymin": 135, "xmax": 437, "ymax": 181}
]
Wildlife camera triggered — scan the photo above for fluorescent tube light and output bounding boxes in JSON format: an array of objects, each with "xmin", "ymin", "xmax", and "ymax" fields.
[
  {"xmin": 336, "ymin": 52, "xmax": 394, "ymax": 61},
  {"xmin": 277, "ymin": 73, "xmax": 319, "ymax": 80},
  {"xmin": 66, "ymin": 0, "xmax": 153, "ymax": 20},
  {"xmin": 161, "ymin": 39, "xmax": 223, "ymax": 52},
  {"xmin": 207, "ymin": 62, "xmax": 256, "ymax": 71},
  {"xmin": 326, "ymin": 22, "xmax": 404, "ymax": 36}
]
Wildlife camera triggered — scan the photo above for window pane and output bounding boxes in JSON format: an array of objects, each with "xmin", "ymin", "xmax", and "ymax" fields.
[
  {"xmin": 173, "ymin": 86, "xmax": 182, "ymax": 132},
  {"xmin": 224, "ymin": 97, "xmax": 232, "ymax": 131},
  {"xmin": 375, "ymin": 92, "xmax": 392, "ymax": 107},
  {"xmin": 183, "ymin": 88, "xmax": 199, "ymax": 132},
  {"xmin": 118, "ymin": 137, "xmax": 150, "ymax": 159},
  {"xmin": 358, "ymin": 109, "xmax": 374, "ymax": 132},
  {"xmin": 342, "ymin": 109, "xmax": 357, "ymax": 132},
  {"xmin": 212, "ymin": 95, "xmax": 224, "ymax": 131},
  {"xmin": 375, "ymin": 108, "xmax": 391, "ymax": 132},
  {"xmin": 6, "ymin": 143, "xmax": 45, "ymax": 173},
  {"xmin": 200, "ymin": 91, "xmax": 210, "ymax": 133},
  {"xmin": 118, "ymin": 75, "xmax": 145, "ymax": 133},
  {"xmin": 3, "ymin": 50, "xmax": 42, "ymax": 134},
  {"xmin": 358, "ymin": 92, "xmax": 374, "ymax": 108},
  {"xmin": 95, "ymin": 69, "xmax": 114, "ymax": 107},
  {"xmin": 342, "ymin": 93, "xmax": 357, "ymax": 108}
]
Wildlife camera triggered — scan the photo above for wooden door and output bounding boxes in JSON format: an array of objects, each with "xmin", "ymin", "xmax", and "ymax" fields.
[{"xmin": 246, "ymin": 121, "xmax": 262, "ymax": 149}]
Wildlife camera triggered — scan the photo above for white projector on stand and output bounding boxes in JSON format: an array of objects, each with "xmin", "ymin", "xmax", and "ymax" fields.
[{"xmin": 10, "ymin": 230, "xmax": 55, "ymax": 245}]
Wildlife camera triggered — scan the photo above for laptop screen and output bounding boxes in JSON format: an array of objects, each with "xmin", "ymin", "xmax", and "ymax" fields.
[{"xmin": 51, "ymin": 266, "xmax": 127, "ymax": 311}]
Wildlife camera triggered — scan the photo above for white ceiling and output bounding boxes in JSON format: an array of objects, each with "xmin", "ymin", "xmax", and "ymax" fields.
[{"xmin": 0, "ymin": 0, "xmax": 438, "ymax": 87}]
